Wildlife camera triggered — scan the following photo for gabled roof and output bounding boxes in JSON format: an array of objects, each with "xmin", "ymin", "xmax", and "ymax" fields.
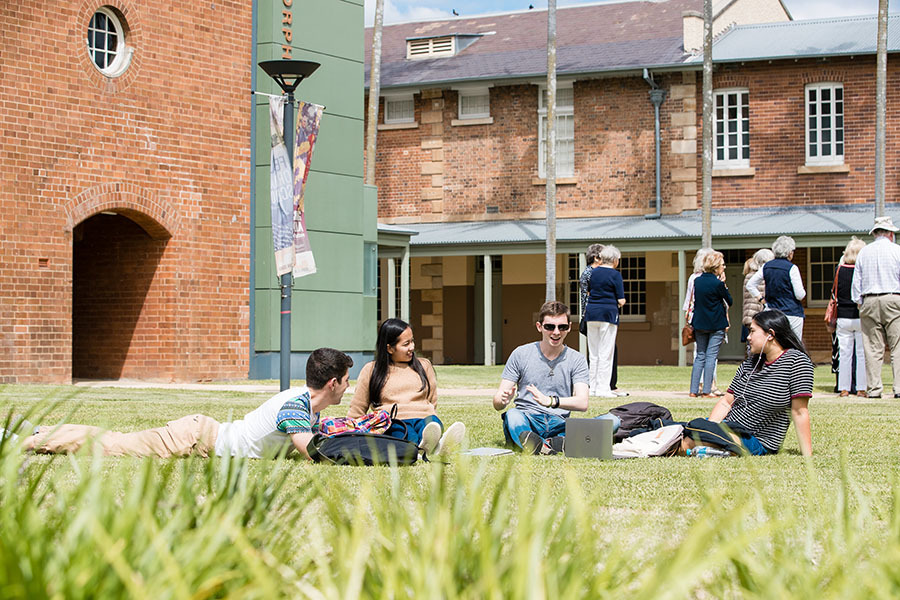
[
  {"xmin": 365, "ymin": 0, "xmax": 699, "ymax": 89},
  {"xmin": 709, "ymin": 14, "xmax": 900, "ymax": 63}
]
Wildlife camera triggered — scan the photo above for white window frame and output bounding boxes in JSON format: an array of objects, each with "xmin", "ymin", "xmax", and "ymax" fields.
[
  {"xmin": 86, "ymin": 7, "xmax": 132, "ymax": 77},
  {"xmin": 538, "ymin": 84, "xmax": 575, "ymax": 178},
  {"xmin": 714, "ymin": 88, "xmax": 750, "ymax": 168},
  {"xmin": 384, "ymin": 94, "xmax": 415, "ymax": 124},
  {"xmin": 807, "ymin": 246, "xmax": 843, "ymax": 307},
  {"xmin": 458, "ymin": 88, "xmax": 490, "ymax": 120},
  {"xmin": 619, "ymin": 253, "xmax": 646, "ymax": 322},
  {"xmin": 805, "ymin": 82, "xmax": 844, "ymax": 166}
]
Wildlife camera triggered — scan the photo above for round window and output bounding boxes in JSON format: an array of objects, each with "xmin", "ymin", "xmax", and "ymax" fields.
[{"xmin": 86, "ymin": 7, "xmax": 132, "ymax": 77}]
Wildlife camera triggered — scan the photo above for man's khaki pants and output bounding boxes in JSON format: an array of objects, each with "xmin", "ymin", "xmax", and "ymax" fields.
[
  {"xmin": 859, "ymin": 294, "xmax": 900, "ymax": 397},
  {"xmin": 23, "ymin": 414, "xmax": 220, "ymax": 458}
]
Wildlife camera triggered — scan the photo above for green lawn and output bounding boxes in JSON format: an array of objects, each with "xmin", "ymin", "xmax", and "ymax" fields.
[{"xmin": 2, "ymin": 365, "xmax": 900, "ymax": 597}]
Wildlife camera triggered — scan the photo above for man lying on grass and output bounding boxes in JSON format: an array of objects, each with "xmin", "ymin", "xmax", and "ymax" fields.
[
  {"xmin": 13, "ymin": 348, "xmax": 352, "ymax": 460},
  {"xmin": 680, "ymin": 310, "xmax": 814, "ymax": 456}
]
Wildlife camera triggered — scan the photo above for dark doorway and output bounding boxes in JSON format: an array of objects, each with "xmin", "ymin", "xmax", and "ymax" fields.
[{"xmin": 72, "ymin": 213, "xmax": 167, "ymax": 379}]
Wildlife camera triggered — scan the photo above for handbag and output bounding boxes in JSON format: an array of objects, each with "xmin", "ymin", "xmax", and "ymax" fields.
[
  {"xmin": 824, "ymin": 266, "xmax": 840, "ymax": 333},
  {"xmin": 681, "ymin": 324, "xmax": 694, "ymax": 346}
]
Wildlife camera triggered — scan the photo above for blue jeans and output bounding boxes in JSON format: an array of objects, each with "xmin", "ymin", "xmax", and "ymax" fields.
[
  {"xmin": 502, "ymin": 408, "xmax": 620, "ymax": 448},
  {"xmin": 690, "ymin": 329, "xmax": 726, "ymax": 395},
  {"xmin": 385, "ymin": 416, "xmax": 442, "ymax": 445}
]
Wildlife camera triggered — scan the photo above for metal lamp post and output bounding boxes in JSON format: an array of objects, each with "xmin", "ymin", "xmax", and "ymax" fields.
[{"xmin": 259, "ymin": 59, "xmax": 321, "ymax": 391}]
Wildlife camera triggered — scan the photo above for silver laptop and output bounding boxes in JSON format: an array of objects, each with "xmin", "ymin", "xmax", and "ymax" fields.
[{"xmin": 565, "ymin": 418, "xmax": 614, "ymax": 460}]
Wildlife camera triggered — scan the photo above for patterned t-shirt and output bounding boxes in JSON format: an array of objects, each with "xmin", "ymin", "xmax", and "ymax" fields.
[
  {"xmin": 725, "ymin": 349, "xmax": 813, "ymax": 452},
  {"xmin": 215, "ymin": 387, "xmax": 319, "ymax": 458}
]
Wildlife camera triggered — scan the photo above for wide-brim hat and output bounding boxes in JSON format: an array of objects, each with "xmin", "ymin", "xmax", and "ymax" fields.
[{"xmin": 870, "ymin": 215, "xmax": 900, "ymax": 234}]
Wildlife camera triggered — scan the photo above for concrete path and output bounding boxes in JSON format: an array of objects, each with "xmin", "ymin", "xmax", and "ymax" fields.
[{"xmin": 72, "ymin": 379, "xmax": 694, "ymax": 399}]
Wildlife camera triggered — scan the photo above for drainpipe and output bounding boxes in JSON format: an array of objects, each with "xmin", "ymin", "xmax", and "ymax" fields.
[{"xmin": 643, "ymin": 69, "xmax": 667, "ymax": 220}]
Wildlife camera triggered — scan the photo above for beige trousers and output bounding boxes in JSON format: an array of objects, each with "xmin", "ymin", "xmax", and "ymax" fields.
[
  {"xmin": 859, "ymin": 294, "xmax": 900, "ymax": 397},
  {"xmin": 24, "ymin": 414, "xmax": 220, "ymax": 458}
]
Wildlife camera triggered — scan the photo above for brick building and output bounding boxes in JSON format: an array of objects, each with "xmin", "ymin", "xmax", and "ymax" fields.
[
  {"xmin": 366, "ymin": 1, "xmax": 899, "ymax": 366},
  {"xmin": 1, "ymin": 0, "xmax": 373, "ymax": 383}
]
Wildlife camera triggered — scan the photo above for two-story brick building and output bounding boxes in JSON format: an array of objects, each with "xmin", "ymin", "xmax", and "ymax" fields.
[{"xmin": 367, "ymin": 0, "xmax": 899, "ymax": 366}]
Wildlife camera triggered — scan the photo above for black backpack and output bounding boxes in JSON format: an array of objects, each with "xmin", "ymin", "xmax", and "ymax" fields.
[
  {"xmin": 609, "ymin": 401, "xmax": 673, "ymax": 442},
  {"xmin": 306, "ymin": 432, "xmax": 420, "ymax": 465}
]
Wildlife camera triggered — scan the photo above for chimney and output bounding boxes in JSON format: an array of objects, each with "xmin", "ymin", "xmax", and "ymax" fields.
[{"xmin": 683, "ymin": 10, "xmax": 703, "ymax": 54}]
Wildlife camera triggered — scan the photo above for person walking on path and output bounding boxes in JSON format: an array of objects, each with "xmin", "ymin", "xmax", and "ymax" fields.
[
  {"xmin": 747, "ymin": 235, "xmax": 806, "ymax": 340},
  {"xmin": 689, "ymin": 251, "xmax": 733, "ymax": 398},
  {"xmin": 584, "ymin": 245, "xmax": 626, "ymax": 398},
  {"xmin": 851, "ymin": 216, "xmax": 900, "ymax": 399},
  {"xmin": 579, "ymin": 243, "xmax": 627, "ymax": 397},
  {"xmin": 835, "ymin": 237, "xmax": 867, "ymax": 397}
]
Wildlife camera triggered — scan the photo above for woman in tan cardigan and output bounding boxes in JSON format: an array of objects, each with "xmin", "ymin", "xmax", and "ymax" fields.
[{"xmin": 348, "ymin": 318, "xmax": 465, "ymax": 458}]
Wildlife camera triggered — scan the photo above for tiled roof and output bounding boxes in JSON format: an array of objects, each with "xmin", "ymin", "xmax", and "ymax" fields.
[
  {"xmin": 365, "ymin": 0, "xmax": 698, "ymax": 88},
  {"xmin": 709, "ymin": 14, "xmax": 900, "ymax": 63},
  {"xmin": 401, "ymin": 205, "xmax": 893, "ymax": 251}
]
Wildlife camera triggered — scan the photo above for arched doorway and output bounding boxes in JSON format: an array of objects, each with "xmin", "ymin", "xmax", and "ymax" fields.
[{"xmin": 72, "ymin": 212, "xmax": 169, "ymax": 379}]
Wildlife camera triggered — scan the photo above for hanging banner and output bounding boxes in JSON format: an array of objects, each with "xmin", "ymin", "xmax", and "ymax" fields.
[
  {"xmin": 269, "ymin": 96, "xmax": 295, "ymax": 276},
  {"xmin": 291, "ymin": 101, "xmax": 324, "ymax": 278}
]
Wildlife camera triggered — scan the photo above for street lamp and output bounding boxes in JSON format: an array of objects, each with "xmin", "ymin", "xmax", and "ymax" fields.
[{"xmin": 259, "ymin": 59, "xmax": 321, "ymax": 391}]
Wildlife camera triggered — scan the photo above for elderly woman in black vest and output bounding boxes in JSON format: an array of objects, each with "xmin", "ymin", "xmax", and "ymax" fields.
[{"xmin": 746, "ymin": 235, "xmax": 806, "ymax": 341}]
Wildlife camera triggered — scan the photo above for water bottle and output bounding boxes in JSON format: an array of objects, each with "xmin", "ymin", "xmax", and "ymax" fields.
[{"xmin": 686, "ymin": 446, "xmax": 730, "ymax": 458}]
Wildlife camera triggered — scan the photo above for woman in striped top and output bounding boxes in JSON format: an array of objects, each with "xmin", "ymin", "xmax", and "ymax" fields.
[{"xmin": 681, "ymin": 309, "xmax": 814, "ymax": 456}]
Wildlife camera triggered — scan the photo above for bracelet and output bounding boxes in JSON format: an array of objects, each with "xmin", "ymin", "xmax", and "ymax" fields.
[{"xmin": 551, "ymin": 395, "xmax": 560, "ymax": 408}]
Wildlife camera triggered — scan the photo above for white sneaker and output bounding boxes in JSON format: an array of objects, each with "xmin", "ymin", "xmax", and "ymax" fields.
[
  {"xmin": 596, "ymin": 392, "xmax": 617, "ymax": 399},
  {"xmin": 418, "ymin": 421, "xmax": 441, "ymax": 456},
  {"xmin": 435, "ymin": 421, "xmax": 466, "ymax": 456},
  {"xmin": 612, "ymin": 390, "xmax": 630, "ymax": 397}
]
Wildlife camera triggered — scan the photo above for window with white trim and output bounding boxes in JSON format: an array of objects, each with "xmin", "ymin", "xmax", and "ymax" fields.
[
  {"xmin": 619, "ymin": 254, "xmax": 646, "ymax": 319},
  {"xmin": 86, "ymin": 7, "xmax": 132, "ymax": 77},
  {"xmin": 538, "ymin": 86, "xmax": 574, "ymax": 178},
  {"xmin": 714, "ymin": 89, "xmax": 750, "ymax": 168},
  {"xmin": 808, "ymin": 246, "xmax": 842, "ymax": 306},
  {"xmin": 806, "ymin": 83, "xmax": 844, "ymax": 165},
  {"xmin": 567, "ymin": 253, "xmax": 581, "ymax": 317},
  {"xmin": 384, "ymin": 95, "xmax": 415, "ymax": 124},
  {"xmin": 458, "ymin": 89, "xmax": 490, "ymax": 119}
]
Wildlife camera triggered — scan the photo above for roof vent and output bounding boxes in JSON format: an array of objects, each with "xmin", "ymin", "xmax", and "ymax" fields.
[
  {"xmin": 406, "ymin": 34, "xmax": 482, "ymax": 60},
  {"xmin": 407, "ymin": 36, "xmax": 456, "ymax": 59}
]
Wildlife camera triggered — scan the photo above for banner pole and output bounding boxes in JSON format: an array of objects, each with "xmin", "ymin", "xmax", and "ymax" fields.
[{"xmin": 280, "ymin": 91, "xmax": 295, "ymax": 391}]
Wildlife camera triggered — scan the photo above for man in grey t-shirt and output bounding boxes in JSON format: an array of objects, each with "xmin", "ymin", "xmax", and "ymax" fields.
[{"xmin": 492, "ymin": 301, "xmax": 590, "ymax": 454}]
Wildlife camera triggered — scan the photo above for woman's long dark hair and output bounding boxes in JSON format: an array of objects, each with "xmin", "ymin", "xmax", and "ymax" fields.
[
  {"xmin": 368, "ymin": 318, "xmax": 431, "ymax": 408},
  {"xmin": 749, "ymin": 309, "xmax": 808, "ymax": 370}
]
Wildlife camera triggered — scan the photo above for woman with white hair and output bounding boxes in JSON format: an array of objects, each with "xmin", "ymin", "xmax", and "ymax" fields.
[
  {"xmin": 584, "ymin": 245, "xmax": 625, "ymax": 398},
  {"xmin": 746, "ymin": 235, "xmax": 806, "ymax": 340},
  {"xmin": 834, "ymin": 237, "xmax": 868, "ymax": 397}
]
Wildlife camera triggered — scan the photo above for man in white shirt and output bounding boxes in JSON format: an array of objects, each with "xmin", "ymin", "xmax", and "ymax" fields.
[
  {"xmin": 19, "ymin": 348, "xmax": 353, "ymax": 459},
  {"xmin": 851, "ymin": 216, "xmax": 900, "ymax": 398}
]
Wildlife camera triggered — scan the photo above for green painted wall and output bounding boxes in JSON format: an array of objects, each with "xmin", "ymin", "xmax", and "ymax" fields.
[{"xmin": 252, "ymin": 0, "xmax": 375, "ymax": 368}]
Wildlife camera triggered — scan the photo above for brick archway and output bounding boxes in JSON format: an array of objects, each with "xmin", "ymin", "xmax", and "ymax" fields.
[{"xmin": 65, "ymin": 182, "xmax": 179, "ymax": 239}]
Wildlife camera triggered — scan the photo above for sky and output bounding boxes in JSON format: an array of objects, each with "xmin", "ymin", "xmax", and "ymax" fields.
[{"xmin": 364, "ymin": 0, "xmax": 898, "ymax": 26}]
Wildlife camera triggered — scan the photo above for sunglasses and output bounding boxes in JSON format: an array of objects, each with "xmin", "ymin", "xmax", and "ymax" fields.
[{"xmin": 541, "ymin": 323, "xmax": 571, "ymax": 332}]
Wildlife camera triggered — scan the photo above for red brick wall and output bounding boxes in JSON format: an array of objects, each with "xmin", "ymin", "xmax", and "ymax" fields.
[
  {"xmin": 0, "ymin": 0, "xmax": 252, "ymax": 382},
  {"xmin": 367, "ymin": 74, "xmax": 679, "ymax": 222},
  {"xmin": 711, "ymin": 57, "xmax": 900, "ymax": 207}
]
